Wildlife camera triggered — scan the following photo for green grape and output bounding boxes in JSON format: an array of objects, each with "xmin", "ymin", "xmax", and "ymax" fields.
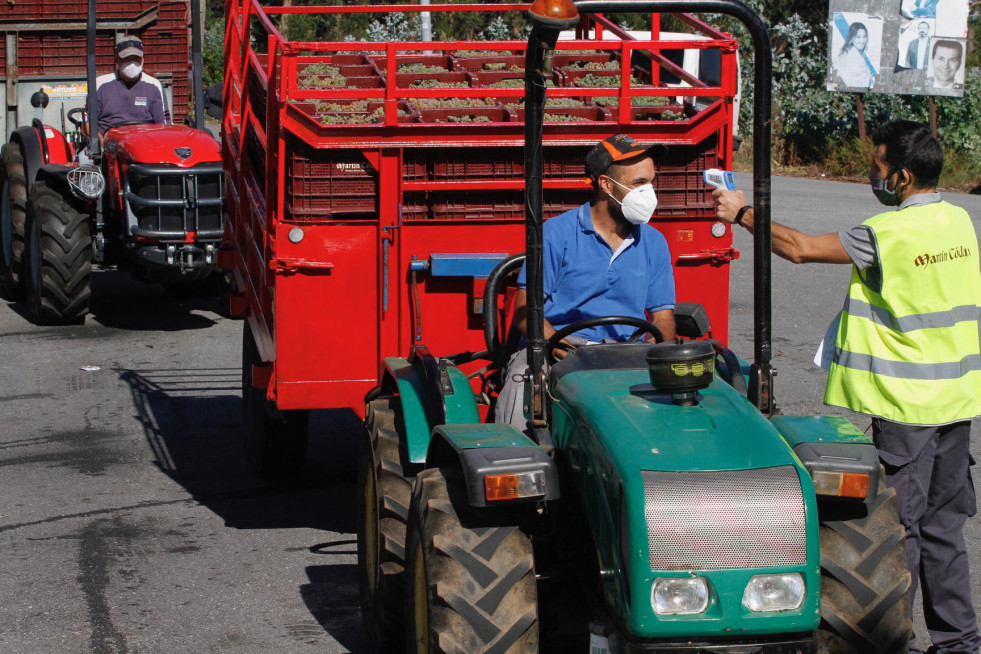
[
  {"xmin": 398, "ymin": 64, "xmax": 448, "ymax": 73},
  {"xmin": 410, "ymin": 79, "xmax": 469, "ymax": 88}
]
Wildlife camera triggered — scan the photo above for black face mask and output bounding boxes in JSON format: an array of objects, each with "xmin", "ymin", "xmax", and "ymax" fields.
[{"xmin": 870, "ymin": 173, "xmax": 902, "ymax": 206}]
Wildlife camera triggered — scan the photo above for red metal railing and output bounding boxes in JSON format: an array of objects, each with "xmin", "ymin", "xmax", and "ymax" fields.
[{"xmin": 222, "ymin": 0, "xmax": 741, "ymax": 413}]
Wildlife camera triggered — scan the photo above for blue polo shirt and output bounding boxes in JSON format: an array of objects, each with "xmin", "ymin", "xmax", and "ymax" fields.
[{"xmin": 518, "ymin": 202, "xmax": 675, "ymax": 342}]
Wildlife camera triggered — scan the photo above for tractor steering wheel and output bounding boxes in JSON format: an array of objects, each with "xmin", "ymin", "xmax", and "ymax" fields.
[
  {"xmin": 545, "ymin": 316, "xmax": 664, "ymax": 364},
  {"xmin": 67, "ymin": 107, "xmax": 87, "ymax": 128}
]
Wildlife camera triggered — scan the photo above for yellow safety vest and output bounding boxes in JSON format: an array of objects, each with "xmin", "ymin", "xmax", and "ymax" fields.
[{"xmin": 824, "ymin": 200, "xmax": 981, "ymax": 425}]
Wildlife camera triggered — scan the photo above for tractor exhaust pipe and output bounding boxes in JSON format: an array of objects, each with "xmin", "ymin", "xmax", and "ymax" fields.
[
  {"xmin": 526, "ymin": 0, "xmax": 775, "ymax": 415},
  {"xmin": 190, "ymin": 0, "xmax": 206, "ymax": 130},
  {"xmin": 86, "ymin": 0, "xmax": 101, "ymax": 161}
]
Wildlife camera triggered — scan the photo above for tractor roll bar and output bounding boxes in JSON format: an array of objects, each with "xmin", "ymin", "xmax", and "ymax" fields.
[{"xmin": 525, "ymin": 0, "xmax": 775, "ymax": 416}]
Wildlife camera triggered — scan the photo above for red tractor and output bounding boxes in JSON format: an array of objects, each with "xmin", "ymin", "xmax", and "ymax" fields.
[{"xmin": 0, "ymin": 0, "xmax": 223, "ymax": 324}]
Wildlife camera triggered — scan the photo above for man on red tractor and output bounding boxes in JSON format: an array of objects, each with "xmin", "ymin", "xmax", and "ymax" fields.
[
  {"xmin": 95, "ymin": 35, "xmax": 171, "ymax": 134},
  {"xmin": 495, "ymin": 134, "xmax": 678, "ymax": 429}
]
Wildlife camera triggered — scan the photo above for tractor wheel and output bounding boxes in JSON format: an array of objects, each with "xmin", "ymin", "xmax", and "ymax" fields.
[
  {"xmin": 406, "ymin": 467, "xmax": 538, "ymax": 654},
  {"xmin": 1, "ymin": 142, "xmax": 29, "ymax": 301},
  {"xmin": 241, "ymin": 323, "xmax": 309, "ymax": 478},
  {"xmin": 817, "ymin": 476, "xmax": 912, "ymax": 654},
  {"xmin": 357, "ymin": 396, "xmax": 413, "ymax": 653},
  {"xmin": 25, "ymin": 179, "xmax": 92, "ymax": 324}
]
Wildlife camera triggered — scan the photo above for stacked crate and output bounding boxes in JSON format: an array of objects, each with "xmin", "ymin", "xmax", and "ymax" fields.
[
  {"xmin": 0, "ymin": 0, "xmax": 191, "ymax": 120},
  {"xmin": 282, "ymin": 48, "xmax": 716, "ymax": 224}
]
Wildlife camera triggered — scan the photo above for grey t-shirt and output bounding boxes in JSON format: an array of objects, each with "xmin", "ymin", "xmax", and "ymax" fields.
[{"xmin": 95, "ymin": 72, "xmax": 170, "ymax": 134}]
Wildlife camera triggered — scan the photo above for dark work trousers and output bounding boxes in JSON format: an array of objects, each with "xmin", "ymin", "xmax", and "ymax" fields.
[{"xmin": 873, "ymin": 418, "xmax": 980, "ymax": 654}]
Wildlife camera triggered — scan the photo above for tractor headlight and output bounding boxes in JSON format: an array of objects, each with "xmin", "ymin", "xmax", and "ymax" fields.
[
  {"xmin": 743, "ymin": 573, "xmax": 805, "ymax": 612},
  {"xmin": 651, "ymin": 577, "xmax": 709, "ymax": 615},
  {"xmin": 68, "ymin": 166, "xmax": 105, "ymax": 200}
]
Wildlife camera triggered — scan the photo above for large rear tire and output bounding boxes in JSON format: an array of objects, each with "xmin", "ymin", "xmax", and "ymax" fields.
[
  {"xmin": 357, "ymin": 396, "xmax": 413, "ymax": 653},
  {"xmin": 1, "ymin": 142, "xmax": 29, "ymax": 301},
  {"xmin": 241, "ymin": 323, "xmax": 309, "ymax": 478},
  {"xmin": 25, "ymin": 179, "xmax": 92, "ymax": 324},
  {"xmin": 406, "ymin": 467, "xmax": 538, "ymax": 653},
  {"xmin": 818, "ymin": 476, "xmax": 912, "ymax": 654}
]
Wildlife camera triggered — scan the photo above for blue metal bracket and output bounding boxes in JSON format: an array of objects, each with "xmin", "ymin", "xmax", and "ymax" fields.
[{"xmin": 410, "ymin": 253, "xmax": 510, "ymax": 278}]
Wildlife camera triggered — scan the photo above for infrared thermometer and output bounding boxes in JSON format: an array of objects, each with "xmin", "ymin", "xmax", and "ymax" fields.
[{"xmin": 703, "ymin": 168, "xmax": 737, "ymax": 191}]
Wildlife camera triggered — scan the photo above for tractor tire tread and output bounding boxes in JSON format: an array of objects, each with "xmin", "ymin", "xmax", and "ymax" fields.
[
  {"xmin": 410, "ymin": 467, "xmax": 537, "ymax": 654},
  {"xmin": 1, "ymin": 142, "xmax": 29, "ymax": 300},
  {"xmin": 26, "ymin": 180, "xmax": 91, "ymax": 324},
  {"xmin": 818, "ymin": 479, "xmax": 913, "ymax": 654},
  {"xmin": 359, "ymin": 397, "xmax": 413, "ymax": 653}
]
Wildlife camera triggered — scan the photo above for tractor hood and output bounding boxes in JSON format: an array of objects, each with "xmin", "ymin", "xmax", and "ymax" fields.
[
  {"xmin": 550, "ymin": 362, "xmax": 821, "ymax": 640},
  {"xmin": 105, "ymin": 125, "xmax": 221, "ymax": 167},
  {"xmin": 553, "ymin": 368, "xmax": 797, "ymax": 472}
]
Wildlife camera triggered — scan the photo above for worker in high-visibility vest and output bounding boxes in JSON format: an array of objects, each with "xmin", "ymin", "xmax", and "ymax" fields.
[{"xmin": 714, "ymin": 119, "xmax": 981, "ymax": 654}]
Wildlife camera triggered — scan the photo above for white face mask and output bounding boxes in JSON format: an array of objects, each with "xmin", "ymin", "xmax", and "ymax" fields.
[
  {"xmin": 120, "ymin": 62, "xmax": 142, "ymax": 81},
  {"xmin": 607, "ymin": 177, "xmax": 658, "ymax": 225}
]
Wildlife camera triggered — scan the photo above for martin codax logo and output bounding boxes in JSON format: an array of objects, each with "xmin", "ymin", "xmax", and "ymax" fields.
[{"xmin": 914, "ymin": 245, "xmax": 972, "ymax": 268}]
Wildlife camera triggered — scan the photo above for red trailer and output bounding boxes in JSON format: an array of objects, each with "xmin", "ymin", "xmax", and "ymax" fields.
[{"xmin": 220, "ymin": 0, "xmax": 741, "ymax": 477}]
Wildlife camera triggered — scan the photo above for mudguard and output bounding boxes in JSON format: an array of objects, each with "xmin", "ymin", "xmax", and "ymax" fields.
[
  {"xmin": 33, "ymin": 165, "xmax": 83, "ymax": 209},
  {"xmin": 11, "ymin": 127, "xmax": 46, "ymax": 188},
  {"xmin": 427, "ymin": 423, "xmax": 560, "ymax": 507},
  {"xmin": 381, "ymin": 353, "xmax": 481, "ymax": 464},
  {"xmin": 770, "ymin": 415, "xmax": 880, "ymax": 503}
]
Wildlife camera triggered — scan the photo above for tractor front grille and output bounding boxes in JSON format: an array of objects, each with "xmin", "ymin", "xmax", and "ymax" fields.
[
  {"xmin": 125, "ymin": 163, "xmax": 224, "ymax": 240},
  {"xmin": 641, "ymin": 466, "xmax": 807, "ymax": 570}
]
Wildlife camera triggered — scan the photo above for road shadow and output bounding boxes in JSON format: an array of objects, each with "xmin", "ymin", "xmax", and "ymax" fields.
[
  {"xmin": 89, "ymin": 269, "xmax": 223, "ymax": 331},
  {"xmin": 118, "ymin": 366, "xmax": 362, "ymax": 533},
  {"xmin": 4, "ymin": 268, "xmax": 224, "ymax": 331},
  {"xmin": 301, "ymin": 557, "xmax": 369, "ymax": 653}
]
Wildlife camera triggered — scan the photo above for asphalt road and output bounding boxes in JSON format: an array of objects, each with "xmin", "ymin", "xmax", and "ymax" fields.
[{"xmin": 1, "ymin": 174, "xmax": 980, "ymax": 653}]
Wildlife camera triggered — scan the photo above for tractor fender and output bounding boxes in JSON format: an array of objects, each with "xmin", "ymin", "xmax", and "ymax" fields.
[
  {"xmin": 770, "ymin": 415, "xmax": 880, "ymax": 504},
  {"xmin": 381, "ymin": 354, "xmax": 481, "ymax": 465},
  {"xmin": 427, "ymin": 423, "xmax": 560, "ymax": 507},
  {"xmin": 10, "ymin": 126, "xmax": 46, "ymax": 189},
  {"xmin": 34, "ymin": 165, "xmax": 91, "ymax": 215}
]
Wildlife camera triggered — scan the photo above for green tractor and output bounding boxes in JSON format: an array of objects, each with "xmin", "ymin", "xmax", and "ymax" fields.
[{"xmin": 357, "ymin": 0, "xmax": 913, "ymax": 652}]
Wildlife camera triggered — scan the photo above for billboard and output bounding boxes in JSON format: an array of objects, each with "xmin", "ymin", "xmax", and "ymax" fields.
[{"xmin": 826, "ymin": 0, "xmax": 969, "ymax": 97}]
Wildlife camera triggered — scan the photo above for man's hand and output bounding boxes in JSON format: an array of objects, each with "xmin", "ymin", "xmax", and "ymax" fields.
[
  {"xmin": 551, "ymin": 340, "xmax": 575, "ymax": 360},
  {"xmin": 712, "ymin": 188, "xmax": 750, "ymax": 224}
]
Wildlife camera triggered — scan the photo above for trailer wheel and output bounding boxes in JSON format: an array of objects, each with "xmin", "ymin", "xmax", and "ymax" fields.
[
  {"xmin": 357, "ymin": 396, "xmax": 413, "ymax": 653},
  {"xmin": 25, "ymin": 179, "xmax": 91, "ymax": 324},
  {"xmin": 241, "ymin": 323, "xmax": 309, "ymax": 478},
  {"xmin": 818, "ymin": 476, "xmax": 912, "ymax": 654},
  {"xmin": 406, "ymin": 467, "xmax": 538, "ymax": 654},
  {"xmin": 1, "ymin": 142, "xmax": 29, "ymax": 301}
]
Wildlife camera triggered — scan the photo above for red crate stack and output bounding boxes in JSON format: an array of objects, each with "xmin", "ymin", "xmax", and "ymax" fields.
[
  {"xmin": 653, "ymin": 136, "xmax": 720, "ymax": 215},
  {"xmin": 286, "ymin": 138, "xmax": 379, "ymax": 221},
  {"xmin": 1, "ymin": 0, "xmax": 191, "ymax": 119},
  {"xmin": 432, "ymin": 148, "xmax": 523, "ymax": 179},
  {"xmin": 13, "ymin": 32, "xmax": 115, "ymax": 75},
  {"xmin": 431, "ymin": 191, "xmax": 524, "ymax": 221}
]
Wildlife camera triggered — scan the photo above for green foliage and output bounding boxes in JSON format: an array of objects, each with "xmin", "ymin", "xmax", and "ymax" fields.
[
  {"xmin": 204, "ymin": 0, "xmax": 981, "ymax": 177},
  {"xmin": 730, "ymin": 4, "xmax": 981, "ymax": 175},
  {"xmin": 367, "ymin": 12, "xmax": 419, "ymax": 42}
]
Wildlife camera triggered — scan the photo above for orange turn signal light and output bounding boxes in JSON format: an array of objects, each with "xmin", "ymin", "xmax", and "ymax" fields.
[
  {"xmin": 484, "ymin": 471, "xmax": 547, "ymax": 502},
  {"xmin": 839, "ymin": 472, "xmax": 871, "ymax": 499},
  {"xmin": 485, "ymin": 474, "xmax": 520, "ymax": 501}
]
